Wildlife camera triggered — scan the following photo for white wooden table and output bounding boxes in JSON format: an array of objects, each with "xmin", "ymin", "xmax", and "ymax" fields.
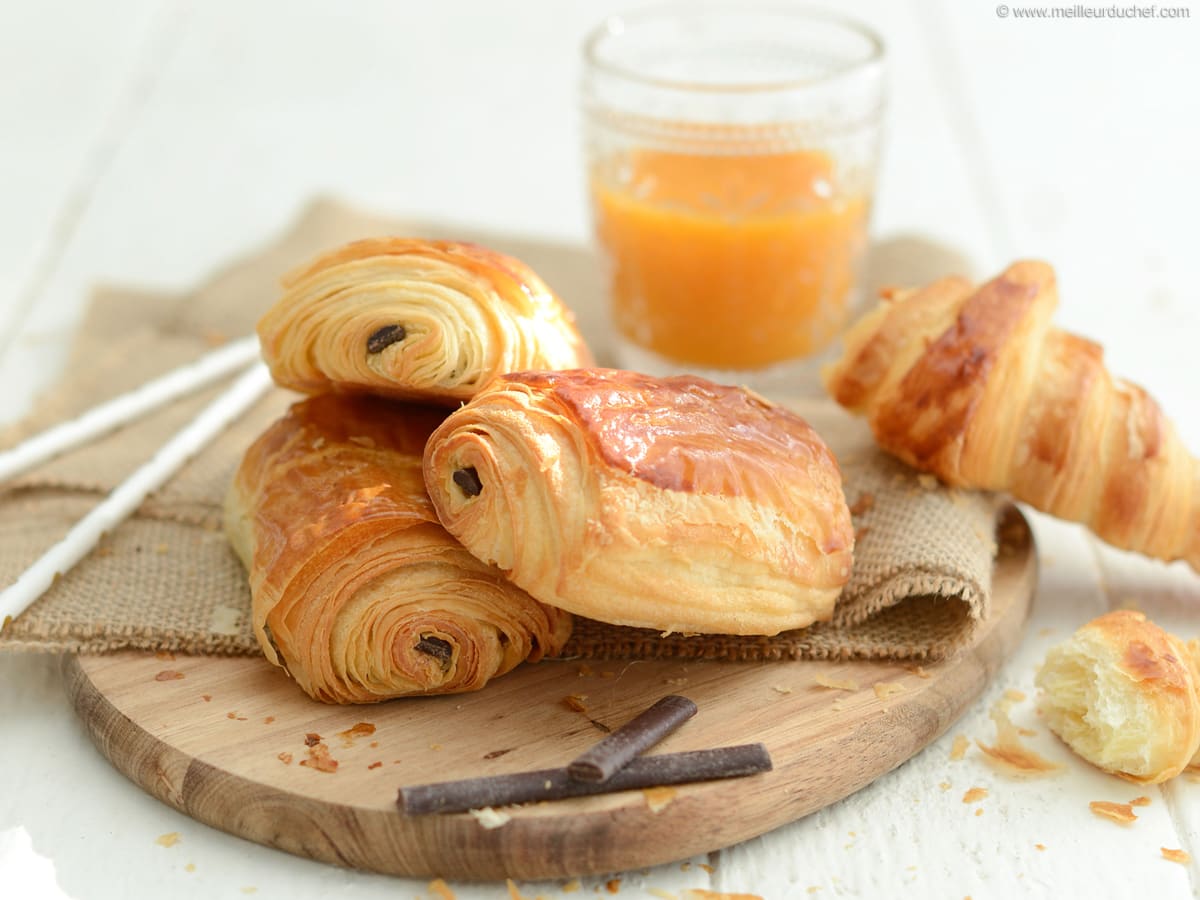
[{"xmin": 2, "ymin": 1, "xmax": 1198, "ymax": 897}]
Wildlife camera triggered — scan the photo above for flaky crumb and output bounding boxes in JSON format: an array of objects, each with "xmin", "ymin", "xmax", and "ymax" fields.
[
  {"xmin": 939, "ymin": 781, "xmax": 951, "ymax": 791},
  {"xmin": 155, "ymin": 832, "xmax": 181, "ymax": 848},
  {"xmin": 815, "ymin": 674, "xmax": 858, "ymax": 692},
  {"xmin": 264, "ymin": 716, "xmax": 275, "ymax": 725},
  {"xmin": 1162, "ymin": 848, "xmax": 1190, "ymax": 864},
  {"xmin": 606, "ymin": 878, "xmax": 621, "ymax": 893},
  {"xmin": 562, "ymin": 881, "xmax": 582, "ymax": 894},
  {"xmin": 506, "ymin": 879, "xmax": 531, "ymax": 900},
  {"xmin": 299, "ymin": 742, "xmax": 338, "ymax": 773},
  {"xmin": 304, "ymin": 732, "xmax": 321, "ymax": 747},
  {"xmin": 917, "ymin": 473, "xmax": 939, "ymax": 490},
  {"xmin": 1130, "ymin": 796, "xmax": 1151, "ymax": 807},
  {"xmin": 563, "ymin": 694, "xmax": 588, "ymax": 713},
  {"xmin": 874, "ymin": 682, "xmax": 904, "ymax": 699},
  {"xmin": 950, "ymin": 735, "xmax": 970, "ymax": 761},
  {"xmin": 977, "ymin": 697, "xmax": 1061, "ymax": 777},
  {"xmin": 277, "ymin": 752, "xmax": 293, "ymax": 765},
  {"xmin": 1035, "ymin": 844, "xmax": 1046, "ymax": 851},
  {"xmin": 367, "ymin": 761, "xmax": 382, "ymax": 770},
  {"xmin": 907, "ymin": 665, "xmax": 932, "ymax": 679},
  {"xmin": 469, "ymin": 807, "xmax": 512, "ymax": 830},
  {"xmin": 1090, "ymin": 801, "xmax": 1136, "ymax": 825},
  {"xmin": 849, "ymin": 492, "xmax": 875, "ymax": 516},
  {"xmin": 771, "ymin": 684, "xmax": 793, "ymax": 695},
  {"xmin": 975, "ymin": 808, "xmax": 984, "ymax": 817},
  {"xmin": 338, "ymin": 722, "xmax": 376, "ymax": 740},
  {"xmin": 185, "ymin": 863, "xmax": 195, "ymax": 872},
  {"xmin": 643, "ymin": 786, "xmax": 676, "ymax": 813},
  {"xmin": 962, "ymin": 787, "xmax": 988, "ymax": 804},
  {"xmin": 155, "ymin": 670, "xmax": 185, "ymax": 682},
  {"xmin": 428, "ymin": 878, "xmax": 456, "ymax": 900}
]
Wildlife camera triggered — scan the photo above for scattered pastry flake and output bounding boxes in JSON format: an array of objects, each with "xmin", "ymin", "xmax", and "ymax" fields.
[
  {"xmin": 643, "ymin": 786, "xmax": 677, "ymax": 813},
  {"xmin": 962, "ymin": 787, "xmax": 988, "ymax": 804},
  {"xmin": 874, "ymin": 682, "xmax": 905, "ymax": 700},
  {"xmin": 606, "ymin": 878, "xmax": 621, "ymax": 893},
  {"xmin": 830, "ymin": 699, "xmax": 849, "ymax": 713},
  {"xmin": 950, "ymin": 734, "xmax": 970, "ymax": 761},
  {"xmin": 562, "ymin": 694, "xmax": 589, "ymax": 713},
  {"xmin": 484, "ymin": 748, "xmax": 515, "ymax": 760},
  {"xmin": 185, "ymin": 863, "xmax": 196, "ymax": 872},
  {"xmin": 1130, "ymin": 796, "xmax": 1152, "ymax": 807},
  {"xmin": 469, "ymin": 807, "xmax": 512, "ymax": 830},
  {"xmin": 976, "ymin": 695, "xmax": 1061, "ymax": 777},
  {"xmin": 506, "ymin": 879, "xmax": 531, "ymax": 900},
  {"xmin": 154, "ymin": 670, "xmax": 185, "ymax": 682},
  {"xmin": 907, "ymin": 665, "xmax": 932, "ymax": 679},
  {"xmin": 428, "ymin": 878, "xmax": 456, "ymax": 900},
  {"xmin": 917, "ymin": 474, "xmax": 939, "ymax": 490},
  {"xmin": 226, "ymin": 711, "xmax": 248, "ymax": 721},
  {"xmin": 681, "ymin": 891, "xmax": 762, "ymax": 900},
  {"xmin": 808, "ymin": 888, "xmax": 822, "ymax": 895},
  {"xmin": 155, "ymin": 650, "xmax": 175, "ymax": 661},
  {"xmin": 304, "ymin": 732, "xmax": 321, "ymax": 747},
  {"xmin": 562, "ymin": 881, "xmax": 582, "ymax": 894},
  {"xmin": 771, "ymin": 685, "xmax": 793, "ymax": 695},
  {"xmin": 939, "ymin": 781, "xmax": 952, "ymax": 792},
  {"xmin": 815, "ymin": 674, "xmax": 858, "ymax": 692},
  {"xmin": 264, "ymin": 716, "xmax": 275, "ymax": 725},
  {"xmin": 975, "ymin": 808, "xmax": 984, "ymax": 817},
  {"xmin": 338, "ymin": 722, "xmax": 376, "ymax": 746},
  {"xmin": 1162, "ymin": 848, "xmax": 1191, "ymax": 864},
  {"xmin": 849, "ymin": 492, "xmax": 875, "ymax": 516},
  {"xmin": 201, "ymin": 694, "xmax": 212, "ymax": 703},
  {"xmin": 1089, "ymin": 801, "xmax": 1136, "ymax": 825},
  {"xmin": 1003, "ymin": 689, "xmax": 1026, "ymax": 702},
  {"xmin": 577, "ymin": 663, "xmax": 594, "ymax": 677},
  {"xmin": 367, "ymin": 761, "xmax": 382, "ymax": 770},
  {"xmin": 155, "ymin": 832, "xmax": 181, "ymax": 847},
  {"xmin": 1035, "ymin": 844, "xmax": 1046, "ymax": 851},
  {"xmin": 299, "ymin": 742, "xmax": 338, "ymax": 774},
  {"xmin": 698, "ymin": 864, "xmax": 715, "ymax": 874},
  {"xmin": 277, "ymin": 752, "xmax": 293, "ymax": 765}
]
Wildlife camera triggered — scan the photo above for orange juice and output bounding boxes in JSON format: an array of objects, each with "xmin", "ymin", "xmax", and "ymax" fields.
[{"xmin": 591, "ymin": 150, "xmax": 868, "ymax": 370}]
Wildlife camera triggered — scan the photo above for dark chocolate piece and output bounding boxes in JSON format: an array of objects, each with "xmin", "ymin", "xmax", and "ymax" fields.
[
  {"xmin": 568, "ymin": 694, "xmax": 697, "ymax": 783},
  {"xmin": 415, "ymin": 635, "xmax": 453, "ymax": 665},
  {"xmin": 397, "ymin": 743, "xmax": 771, "ymax": 815},
  {"xmin": 366, "ymin": 324, "xmax": 406, "ymax": 354},
  {"xmin": 452, "ymin": 466, "xmax": 483, "ymax": 497}
]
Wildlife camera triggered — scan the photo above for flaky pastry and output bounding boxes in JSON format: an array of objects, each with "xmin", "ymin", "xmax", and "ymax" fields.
[
  {"xmin": 824, "ymin": 260, "xmax": 1199, "ymax": 570},
  {"xmin": 423, "ymin": 368, "xmax": 854, "ymax": 636},
  {"xmin": 257, "ymin": 238, "xmax": 593, "ymax": 403},
  {"xmin": 1036, "ymin": 610, "xmax": 1200, "ymax": 784},
  {"xmin": 224, "ymin": 393, "xmax": 571, "ymax": 703}
]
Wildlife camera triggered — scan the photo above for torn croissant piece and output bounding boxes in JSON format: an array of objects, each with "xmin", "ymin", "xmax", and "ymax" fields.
[
  {"xmin": 423, "ymin": 368, "xmax": 854, "ymax": 636},
  {"xmin": 257, "ymin": 238, "xmax": 594, "ymax": 403},
  {"xmin": 1036, "ymin": 610, "xmax": 1200, "ymax": 784},
  {"xmin": 224, "ymin": 393, "xmax": 571, "ymax": 703},
  {"xmin": 823, "ymin": 260, "xmax": 1200, "ymax": 571}
]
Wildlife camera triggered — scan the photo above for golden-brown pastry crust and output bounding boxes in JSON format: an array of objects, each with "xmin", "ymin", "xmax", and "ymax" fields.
[
  {"xmin": 423, "ymin": 368, "xmax": 854, "ymax": 636},
  {"xmin": 824, "ymin": 261, "xmax": 1200, "ymax": 570},
  {"xmin": 224, "ymin": 393, "xmax": 571, "ymax": 703},
  {"xmin": 1036, "ymin": 610, "xmax": 1200, "ymax": 784},
  {"xmin": 257, "ymin": 238, "xmax": 593, "ymax": 404}
]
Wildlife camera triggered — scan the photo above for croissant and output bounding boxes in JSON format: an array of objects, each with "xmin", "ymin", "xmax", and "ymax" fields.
[
  {"xmin": 824, "ymin": 260, "xmax": 1200, "ymax": 571},
  {"xmin": 423, "ymin": 368, "xmax": 854, "ymax": 636},
  {"xmin": 257, "ymin": 238, "xmax": 593, "ymax": 404},
  {"xmin": 1036, "ymin": 610, "xmax": 1200, "ymax": 784},
  {"xmin": 224, "ymin": 393, "xmax": 571, "ymax": 703}
]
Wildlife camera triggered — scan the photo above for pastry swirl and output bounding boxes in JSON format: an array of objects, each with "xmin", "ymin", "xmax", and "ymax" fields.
[
  {"xmin": 224, "ymin": 393, "xmax": 571, "ymax": 703},
  {"xmin": 824, "ymin": 261, "xmax": 1200, "ymax": 570},
  {"xmin": 423, "ymin": 368, "xmax": 854, "ymax": 636},
  {"xmin": 257, "ymin": 238, "xmax": 593, "ymax": 403}
]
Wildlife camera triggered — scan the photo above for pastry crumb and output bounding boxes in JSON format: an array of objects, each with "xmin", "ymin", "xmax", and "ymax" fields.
[
  {"xmin": 506, "ymin": 879, "xmax": 531, "ymax": 900},
  {"xmin": 977, "ymin": 697, "xmax": 1061, "ymax": 777},
  {"xmin": 950, "ymin": 734, "xmax": 970, "ymax": 761},
  {"xmin": 304, "ymin": 732, "xmax": 321, "ymax": 747},
  {"xmin": 367, "ymin": 761, "xmax": 382, "ymax": 770},
  {"xmin": 606, "ymin": 878, "xmax": 621, "ymax": 893},
  {"xmin": 771, "ymin": 684, "xmax": 793, "ymax": 695},
  {"xmin": 338, "ymin": 722, "xmax": 376, "ymax": 746},
  {"xmin": 643, "ymin": 786, "xmax": 676, "ymax": 813},
  {"xmin": 849, "ymin": 492, "xmax": 875, "ymax": 516},
  {"xmin": 1130, "ymin": 796, "xmax": 1151, "ymax": 807},
  {"xmin": 1035, "ymin": 843, "xmax": 1046, "ymax": 851},
  {"xmin": 874, "ymin": 682, "xmax": 904, "ymax": 699},
  {"xmin": 907, "ymin": 665, "xmax": 932, "ymax": 679},
  {"xmin": 577, "ymin": 663, "xmax": 594, "ymax": 677},
  {"xmin": 939, "ymin": 781, "xmax": 951, "ymax": 791},
  {"xmin": 1090, "ymin": 801, "xmax": 1136, "ymax": 825},
  {"xmin": 975, "ymin": 808, "xmax": 984, "ymax": 816},
  {"xmin": 815, "ymin": 674, "xmax": 858, "ymax": 692},
  {"xmin": 562, "ymin": 881, "xmax": 582, "ymax": 894},
  {"xmin": 299, "ymin": 742, "xmax": 338, "ymax": 773},
  {"xmin": 263, "ymin": 716, "xmax": 275, "ymax": 725},
  {"xmin": 1162, "ymin": 848, "xmax": 1190, "ymax": 864},
  {"xmin": 563, "ymin": 694, "xmax": 589, "ymax": 713},
  {"xmin": 428, "ymin": 878, "xmax": 456, "ymax": 900},
  {"xmin": 277, "ymin": 752, "xmax": 293, "ymax": 765},
  {"xmin": 155, "ymin": 832, "xmax": 181, "ymax": 848},
  {"xmin": 154, "ymin": 669, "xmax": 184, "ymax": 681},
  {"xmin": 698, "ymin": 863, "xmax": 715, "ymax": 874},
  {"xmin": 184, "ymin": 863, "xmax": 196, "ymax": 872},
  {"xmin": 469, "ymin": 807, "xmax": 511, "ymax": 830},
  {"xmin": 962, "ymin": 787, "xmax": 988, "ymax": 804},
  {"xmin": 201, "ymin": 694, "xmax": 212, "ymax": 702}
]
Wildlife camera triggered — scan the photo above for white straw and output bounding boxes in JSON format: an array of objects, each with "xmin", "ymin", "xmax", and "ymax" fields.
[
  {"xmin": 0, "ymin": 362, "xmax": 273, "ymax": 628},
  {"xmin": 0, "ymin": 334, "xmax": 262, "ymax": 483}
]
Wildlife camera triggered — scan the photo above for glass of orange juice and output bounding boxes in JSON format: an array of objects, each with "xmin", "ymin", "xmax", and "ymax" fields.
[{"xmin": 582, "ymin": 5, "xmax": 885, "ymax": 391}]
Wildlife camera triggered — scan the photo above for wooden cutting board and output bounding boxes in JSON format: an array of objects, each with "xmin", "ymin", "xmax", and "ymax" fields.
[{"xmin": 65, "ymin": 508, "xmax": 1035, "ymax": 881}]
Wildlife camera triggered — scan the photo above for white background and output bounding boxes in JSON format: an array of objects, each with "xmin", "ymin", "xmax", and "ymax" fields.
[{"xmin": 2, "ymin": 1, "xmax": 1199, "ymax": 897}]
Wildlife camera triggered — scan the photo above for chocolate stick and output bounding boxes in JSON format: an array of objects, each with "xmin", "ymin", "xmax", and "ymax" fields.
[
  {"xmin": 397, "ymin": 743, "xmax": 772, "ymax": 816},
  {"xmin": 567, "ymin": 694, "xmax": 697, "ymax": 783}
]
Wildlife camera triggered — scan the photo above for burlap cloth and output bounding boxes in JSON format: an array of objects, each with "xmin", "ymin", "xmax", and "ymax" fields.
[{"xmin": 0, "ymin": 199, "xmax": 1000, "ymax": 663}]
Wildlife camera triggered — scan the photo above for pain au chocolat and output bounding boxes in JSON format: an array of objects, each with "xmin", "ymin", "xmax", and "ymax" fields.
[
  {"xmin": 224, "ymin": 393, "xmax": 571, "ymax": 703},
  {"xmin": 257, "ymin": 238, "xmax": 593, "ymax": 404},
  {"xmin": 423, "ymin": 369, "xmax": 854, "ymax": 636}
]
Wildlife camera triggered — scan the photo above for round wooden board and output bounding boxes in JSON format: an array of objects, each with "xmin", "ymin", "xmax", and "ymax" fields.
[{"xmin": 65, "ymin": 508, "xmax": 1036, "ymax": 881}]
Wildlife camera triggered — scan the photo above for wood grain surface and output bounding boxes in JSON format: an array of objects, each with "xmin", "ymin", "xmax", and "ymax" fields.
[{"xmin": 64, "ymin": 508, "xmax": 1035, "ymax": 881}]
